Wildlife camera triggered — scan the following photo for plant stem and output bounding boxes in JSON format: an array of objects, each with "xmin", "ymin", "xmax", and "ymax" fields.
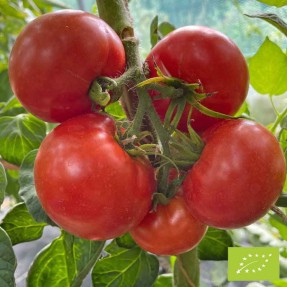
[
  {"xmin": 174, "ymin": 248, "xmax": 200, "ymax": 287},
  {"xmin": 97, "ymin": 0, "xmax": 172, "ymax": 187},
  {"xmin": 270, "ymin": 105, "xmax": 287, "ymax": 134}
]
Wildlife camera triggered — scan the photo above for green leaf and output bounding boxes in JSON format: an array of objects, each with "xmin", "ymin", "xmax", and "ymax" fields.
[
  {"xmin": 150, "ymin": 16, "xmax": 175, "ymax": 48},
  {"xmin": 256, "ymin": 0, "xmax": 287, "ymax": 7},
  {"xmin": 198, "ymin": 227, "xmax": 234, "ymax": 260},
  {"xmin": 158, "ymin": 22, "xmax": 175, "ymax": 39},
  {"xmin": 234, "ymin": 101, "xmax": 250, "ymax": 117},
  {"xmin": 0, "ymin": 162, "xmax": 7, "ymax": 206},
  {"xmin": 249, "ymin": 37, "xmax": 287, "ymax": 96},
  {"xmin": 150, "ymin": 16, "xmax": 159, "ymax": 48},
  {"xmin": 116, "ymin": 233, "xmax": 137, "ymax": 249},
  {"xmin": 19, "ymin": 150, "xmax": 53, "ymax": 225},
  {"xmin": 0, "ymin": 1, "xmax": 27, "ymax": 19},
  {"xmin": 0, "ymin": 227, "xmax": 17, "ymax": 287},
  {"xmin": 152, "ymin": 274, "xmax": 173, "ymax": 287},
  {"xmin": 27, "ymin": 231, "xmax": 105, "ymax": 287},
  {"xmin": 273, "ymin": 278, "xmax": 287, "ymax": 287},
  {"xmin": 105, "ymin": 101, "xmax": 126, "ymax": 120},
  {"xmin": 0, "ymin": 70, "xmax": 13, "ymax": 102},
  {"xmin": 246, "ymin": 13, "xmax": 287, "ymax": 37},
  {"xmin": 269, "ymin": 213, "xmax": 287, "ymax": 240},
  {"xmin": 174, "ymin": 249, "xmax": 199, "ymax": 287},
  {"xmin": 92, "ymin": 240, "xmax": 159, "ymax": 287},
  {"xmin": 0, "ymin": 114, "xmax": 46, "ymax": 165},
  {"xmin": 5, "ymin": 169, "xmax": 20, "ymax": 201},
  {"xmin": 0, "ymin": 97, "xmax": 26, "ymax": 117},
  {"xmin": 0, "ymin": 202, "xmax": 46, "ymax": 245}
]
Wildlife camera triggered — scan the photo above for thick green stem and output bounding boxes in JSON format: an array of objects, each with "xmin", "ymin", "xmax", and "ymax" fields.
[
  {"xmin": 97, "ymin": 0, "xmax": 172, "ymax": 189},
  {"xmin": 174, "ymin": 248, "xmax": 200, "ymax": 287}
]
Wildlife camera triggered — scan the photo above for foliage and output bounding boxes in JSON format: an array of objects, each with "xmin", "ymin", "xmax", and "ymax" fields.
[{"xmin": 0, "ymin": 0, "xmax": 286, "ymax": 287}]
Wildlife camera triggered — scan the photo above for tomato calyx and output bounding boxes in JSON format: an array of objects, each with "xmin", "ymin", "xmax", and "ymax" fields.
[{"xmin": 139, "ymin": 64, "xmax": 244, "ymax": 132}]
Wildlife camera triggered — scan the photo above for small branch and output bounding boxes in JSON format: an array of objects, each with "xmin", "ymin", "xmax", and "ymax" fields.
[
  {"xmin": 0, "ymin": 159, "xmax": 20, "ymax": 171},
  {"xmin": 275, "ymin": 194, "xmax": 287, "ymax": 207}
]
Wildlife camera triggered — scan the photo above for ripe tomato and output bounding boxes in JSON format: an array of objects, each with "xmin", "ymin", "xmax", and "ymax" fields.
[
  {"xmin": 9, "ymin": 10, "xmax": 126, "ymax": 123},
  {"xmin": 145, "ymin": 26, "xmax": 249, "ymax": 133},
  {"xmin": 183, "ymin": 119, "xmax": 286, "ymax": 229},
  {"xmin": 130, "ymin": 196, "xmax": 207, "ymax": 255},
  {"xmin": 34, "ymin": 113, "xmax": 155, "ymax": 240}
]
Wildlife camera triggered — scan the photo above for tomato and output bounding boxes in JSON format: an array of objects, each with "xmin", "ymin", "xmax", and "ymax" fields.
[
  {"xmin": 145, "ymin": 26, "xmax": 249, "ymax": 133},
  {"xmin": 34, "ymin": 113, "xmax": 155, "ymax": 240},
  {"xmin": 9, "ymin": 10, "xmax": 126, "ymax": 123},
  {"xmin": 130, "ymin": 196, "xmax": 207, "ymax": 255},
  {"xmin": 183, "ymin": 119, "xmax": 286, "ymax": 229}
]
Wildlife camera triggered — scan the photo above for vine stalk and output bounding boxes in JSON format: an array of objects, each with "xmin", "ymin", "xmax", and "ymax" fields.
[{"xmin": 96, "ymin": 0, "xmax": 200, "ymax": 286}]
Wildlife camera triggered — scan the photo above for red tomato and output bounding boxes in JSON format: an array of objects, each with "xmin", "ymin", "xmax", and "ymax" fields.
[
  {"xmin": 9, "ymin": 10, "xmax": 126, "ymax": 123},
  {"xmin": 183, "ymin": 119, "xmax": 286, "ymax": 229},
  {"xmin": 130, "ymin": 196, "xmax": 207, "ymax": 255},
  {"xmin": 145, "ymin": 26, "xmax": 249, "ymax": 133},
  {"xmin": 34, "ymin": 113, "xmax": 155, "ymax": 240}
]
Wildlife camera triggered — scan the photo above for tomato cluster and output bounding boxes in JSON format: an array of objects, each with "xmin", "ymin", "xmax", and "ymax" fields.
[{"xmin": 9, "ymin": 10, "xmax": 286, "ymax": 256}]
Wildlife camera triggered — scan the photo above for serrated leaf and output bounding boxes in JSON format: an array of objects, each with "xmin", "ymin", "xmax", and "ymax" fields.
[
  {"xmin": 198, "ymin": 227, "xmax": 234, "ymax": 260},
  {"xmin": 256, "ymin": 0, "xmax": 287, "ymax": 7},
  {"xmin": 0, "ymin": 70, "xmax": 13, "ymax": 102},
  {"xmin": 92, "ymin": 240, "xmax": 159, "ymax": 287},
  {"xmin": 249, "ymin": 37, "xmax": 287, "ymax": 96},
  {"xmin": 0, "ymin": 114, "xmax": 46, "ymax": 165},
  {"xmin": 246, "ymin": 13, "xmax": 287, "ymax": 37},
  {"xmin": 19, "ymin": 150, "xmax": 54, "ymax": 225},
  {"xmin": 269, "ymin": 213, "xmax": 287, "ymax": 240},
  {"xmin": 0, "ymin": 162, "xmax": 7, "ymax": 206},
  {"xmin": 152, "ymin": 274, "xmax": 173, "ymax": 287},
  {"xmin": 0, "ymin": 227, "xmax": 16, "ymax": 287},
  {"xmin": 0, "ymin": 96, "xmax": 26, "ymax": 117},
  {"xmin": 0, "ymin": 202, "xmax": 46, "ymax": 245},
  {"xmin": 27, "ymin": 231, "xmax": 105, "ymax": 287}
]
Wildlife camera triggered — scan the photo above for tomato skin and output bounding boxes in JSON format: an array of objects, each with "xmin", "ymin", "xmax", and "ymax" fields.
[
  {"xmin": 183, "ymin": 119, "xmax": 286, "ymax": 229},
  {"xmin": 9, "ymin": 10, "xmax": 126, "ymax": 123},
  {"xmin": 130, "ymin": 196, "xmax": 207, "ymax": 255},
  {"xmin": 145, "ymin": 26, "xmax": 249, "ymax": 133},
  {"xmin": 34, "ymin": 113, "xmax": 155, "ymax": 240}
]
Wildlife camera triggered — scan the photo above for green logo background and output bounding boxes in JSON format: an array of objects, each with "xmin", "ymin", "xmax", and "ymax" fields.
[{"xmin": 228, "ymin": 247, "xmax": 279, "ymax": 281}]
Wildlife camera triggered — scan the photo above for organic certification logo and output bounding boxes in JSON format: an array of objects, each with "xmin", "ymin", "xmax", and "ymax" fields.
[{"xmin": 228, "ymin": 247, "xmax": 279, "ymax": 281}]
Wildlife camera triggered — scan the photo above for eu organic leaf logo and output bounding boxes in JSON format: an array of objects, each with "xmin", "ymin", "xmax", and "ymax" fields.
[{"xmin": 228, "ymin": 247, "xmax": 279, "ymax": 281}]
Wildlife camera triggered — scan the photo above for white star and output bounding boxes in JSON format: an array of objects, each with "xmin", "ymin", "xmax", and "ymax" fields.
[
  {"xmin": 243, "ymin": 257, "xmax": 247, "ymax": 260},
  {"xmin": 262, "ymin": 264, "xmax": 266, "ymax": 268},
  {"xmin": 258, "ymin": 268, "xmax": 262, "ymax": 271},
  {"xmin": 269, "ymin": 253, "xmax": 272, "ymax": 257},
  {"xmin": 248, "ymin": 254, "xmax": 252, "ymax": 257},
  {"xmin": 252, "ymin": 269, "xmax": 256, "ymax": 273},
  {"xmin": 245, "ymin": 269, "xmax": 249, "ymax": 273},
  {"xmin": 240, "ymin": 262, "xmax": 244, "ymax": 266},
  {"xmin": 265, "ymin": 259, "xmax": 269, "ymax": 263},
  {"xmin": 262, "ymin": 254, "xmax": 265, "ymax": 258},
  {"xmin": 255, "ymin": 254, "xmax": 259, "ymax": 257},
  {"xmin": 237, "ymin": 269, "xmax": 241, "ymax": 274}
]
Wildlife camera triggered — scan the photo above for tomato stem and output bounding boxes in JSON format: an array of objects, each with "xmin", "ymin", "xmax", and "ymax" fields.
[{"xmin": 270, "ymin": 104, "xmax": 287, "ymax": 134}]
